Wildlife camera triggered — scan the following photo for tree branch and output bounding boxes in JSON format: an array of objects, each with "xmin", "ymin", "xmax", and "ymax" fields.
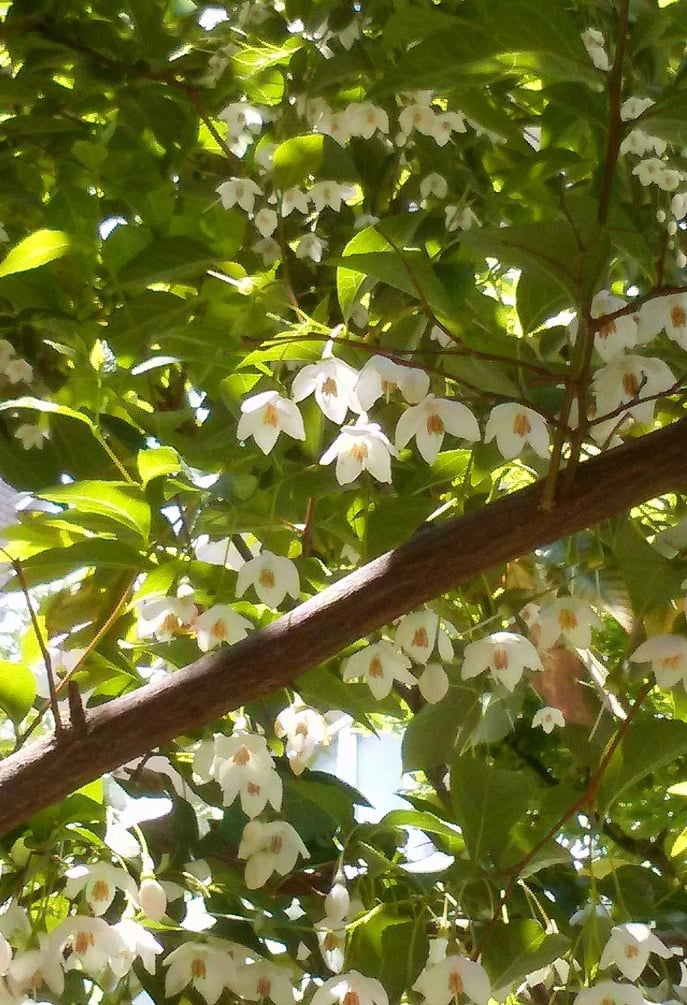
[{"xmin": 1, "ymin": 418, "xmax": 686, "ymax": 837}]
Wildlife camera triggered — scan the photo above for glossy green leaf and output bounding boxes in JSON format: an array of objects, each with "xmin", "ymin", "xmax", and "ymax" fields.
[
  {"xmin": 450, "ymin": 756, "xmax": 534, "ymax": 864},
  {"xmin": 137, "ymin": 446, "xmax": 181, "ymax": 486},
  {"xmin": 597, "ymin": 719, "xmax": 687, "ymax": 815},
  {"xmin": 272, "ymin": 134, "xmax": 324, "ymax": 189},
  {"xmin": 0, "ymin": 229, "xmax": 71, "ymax": 278},
  {"xmin": 482, "ymin": 920, "xmax": 570, "ymax": 990},
  {"xmin": 37, "ymin": 481, "xmax": 151, "ymax": 542}
]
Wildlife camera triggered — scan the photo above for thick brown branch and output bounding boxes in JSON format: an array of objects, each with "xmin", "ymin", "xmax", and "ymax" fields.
[{"xmin": 1, "ymin": 419, "xmax": 686, "ymax": 836}]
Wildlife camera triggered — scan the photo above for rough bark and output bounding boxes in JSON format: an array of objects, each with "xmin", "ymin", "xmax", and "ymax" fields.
[{"xmin": 1, "ymin": 418, "xmax": 686, "ymax": 837}]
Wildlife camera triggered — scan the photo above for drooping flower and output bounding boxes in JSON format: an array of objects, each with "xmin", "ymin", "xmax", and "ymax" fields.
[
  {"xmin": 638, "ymin": 293, "xmax": 687, "ymax": 350},
  {"xmin": 52, "ymin": 916, "xmax": 126, "ymax": 978},
  {"xmin": 532, "ymin": 707, "xmax": 565, "ymax": 733},
  {"xmin": 418, "ymin": 663, "xmax": 450, "ymax": 704},
  {"xmin": 309, "ymin": 180, "xmax": 351, "ymax": 213},
  {"xmin": 254, "ymin": 207, "xmax": 278, "ymax": 237},
  {"xmin": 195, "ymin": 535, "xmax": 259, "ymax": 570},
  {"xmin": 164, "ymin": 941, "xmax": 239, "ymax": 1005},
  {"xmin": 320, "ymin": 416, "xmax": 397, "ymax": 485},
  {"xmin": 15, "ymin": 423, "xmax": 49, "ymax": 450},
  {"xmin": 592, "ymin": 354, "xmax": 674, "ymax": 426},
  {"xmin": 342, "ymin": 640, "xmax": 416, "ymax": 700},
  {"xmin": 291, "ymin": 348, "xmax": 361, "ymax": 424},
  {"xmin": 281, "ymin": 187, "xmax": 310, "ymax": 216},
  {"xmin": 620, "ymin": 96, "xmax": 655, "ymax": 121},
  {"xmin": 138, "ymin": 877, "xmax": 168, "ymax": 921},
  {"xmin": 346, "ymin": 102, "xmax": 389, "ymax": 139},
  {"xmin": 4, "ymin": 358, "xmax": 33, "ymax": 384},
  {"xmin": 630, "ymin": 634, "xmax": 687, "ymax": 690},
  {"xmin": 64, "ymin": 861, "xmax": 138, "ymax": 916},
  {"xmin": 238, "ymin": 960, "xmax": 295, "ymax": 1005},
  {"xmin": 568, "ymin": 291, "xmax": 639, "ymax": 362},
  {"xmin": 574, "ymin": 981, "xmax": 644, "ymax": 1005},
  {"xmin": 218, "ymin": 102, "xmax": 263, "ymax": 156},
  {"xmin": 311, "ymin": 971, "xmax": 389, "ymax": 1005},
  {"xmin": 395, "ymin": 394, "xmax": 480, "ymax": 464},
  {"xmin": 394, "ymin": 610, "xmax": 455, "ymax": 665},
  {"xmin": 274, "ymin": 703, "xmax": 328, "ymax": 775},
  {"xmin": 462, "ymin": 632, "xmax": 543, "ymax": 691},
  {"xmin": 194, "ymin": 604, "xmax": 252, "ymax": 652},
  {"xmin": 413, "ymin": 954, "xmax": 491, "ymax": 1005},
  {"xmin": 537, "ymin": 598, "xmax": 603, "ymax": 651},
  {"xmin": 238, "ymin": 819, "xmax": 310, "ymax": 889},
  {"xmin": 420, "ymin": 173, "xmax": 448, "ymax": 200},
  {"xmin": 581, "ymin": 28, "xmax": 610, "ymax": 71},
  {"xmin": 356, "ymin": 356, "xmax": 430, "ymax": 410},
  {"xmin": 110, "ymin": 918, "xmax": 164, "ymax": 978},
  {"xmin": 7, "ymin": 933, "xmax": 65, "ymax": 998},
  {"xmin": 484, "ymin": 403, "xmax": 549, "ymax": 459},
  {"xmin": 194, "ymin": 731, "xmax": 282, "ymax": 817},
  {"xmin": 216, "ymin": 178, "xmax": 262, "ymax": 214},
  {"xmin": 295, "ymin": 233, "xmax": 327, "ymax": 262},
  {"xmin": 237, "ymin": 390, "xmax": 306, "ymax": 454},
  {"xmin": 137, "ymin": 589, "xmax": 197, "ymax": 642},
  {"xmin": 0, "ymin": 935, "xmax": 10, "ymax": 976},
  {"xmin": 431, "ymin": 111, "xmax": 467, "ymax": 146},
  {"xmin": 598, "ymin": 923, "xmax": 672, "ymax": 981},
  {"xmin": 236, "ymin": 550, "xmax": 300, "ymax": 608}
]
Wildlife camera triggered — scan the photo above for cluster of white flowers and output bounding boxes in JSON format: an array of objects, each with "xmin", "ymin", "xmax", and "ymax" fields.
[
  {"xmin": 342, "ymin": 608, "xmax": 455, "ymax": 702},
  {"xmin": 237, "ymin": 345, "xmax": 551, "ymax": 484},
  {"xmin": 568, "ymin": 289, "xmax": 680, "ymax": 444}
]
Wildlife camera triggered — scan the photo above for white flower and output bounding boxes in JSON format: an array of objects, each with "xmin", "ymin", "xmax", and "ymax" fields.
[
  {"xmin": 254, "ymin": 207, "xmax": 278, "ymax": 237},
  {"xmin": 64, "ymin": 861, "xmax": 137, "ymax": 916},
  {"xmin": 195, "ymin": 731, "xmax": 282, "ymax": 817},
  {"xmin": 620, "ymin": 96, "xmax": 655, "ymax": 121},
  {"xmin": 216, "ymin": 178, "xmax": 263, "ymax": 214},
  {"xmin": 574, "ymin": 981, "xmax": 644, "ymax": 1005},
  {"xmin": 164, "ymin": 941, "xmax": 238, "ymax": 1005},
  {"xmin": 484, "ymin": 403, "xmax": 549, "ymax": 459},
  {"xmin": 218, "ymin": 102, "xmax": 263, "ymax": 155},
  {"xmin": 568, "ymin": 291, "xmax": 638, "ymax": 362},
  {"xmin": 291, "ymin": 350, "xmax": 361, "ymax": 424},
  {"xmin": 413, "ymin": 954, "xmax": 491, "ymax": 1005},
  {"xmin": 346, "ymin": 102, "xmax": 389, "ymax": 138},
  {"xmin": 581, "ymin": 28, "xmax": 610, "ymax": 71},
  {"xmin": 137, "ymin": 590, "xmax": 197, "ymax": 641},
  {"xmin": 342, "ymin": 640, "xmax": 416, "ymax": 700},
  {"xmin": 138, "ymin": 877, "xmax": 168, "ymax": 921},
  {"xmin": 236, "ymin": 550, "xmax": 299, "ymax": 608},
  {"xmin": 295, "ymin": 233, "xmax": 327, "ymax": 262},
  {"xmin": 630, "ymin": 634, "xmax": 687, "ymax": 689},
  {"xmin": 429, "ymin": 324, "xmax": 453, "ymax": 348},
  {"xmin": 111, "ymin": 918, "xmax": 163, "ymax": 977},
  {"xmin": 52, "ymin": 916, "xmax": 126, "ymax": 978},
  {"xmin": 311, "ymin": 971, "xmax": 389, "ymax": 1005},
  {"xmin": 274, "ymin": 703, "xmax": 328, "ymax": 775},
  {"xmin": 638, "ymin": 293, "xmax": 687, "ymax": 350},
  {"xmin": 418, "ymin": 663, "xmax": 449, "ymax": 704},
  {"xmin": 420, "ymin": 173, "xmax": 448, "ymax": 200},
  {"xmin": 195, "ymin": 535, "xmax": 258, "ymax": 570},
  {"xmin": 395, "ymin": 610, "xmax": 454, "ymax": 665},
  {"xmin": 619, "ymin": 129, "xmax": 666, "ymax": 157},
  {"xmin": 4, "ymin": 358, "xmax": 33, "ymax": 384},
  {"xmin": 238, "ymin": 960, "xmax": 295, "ymax": 1005},
  {"xmin": 316, "ymin": 109, "xmax": 352, "ymax": 146},
  {"xmin": 532, "ymin": 707, "xmax": 565, "ymax": 733},
  {"xmin": 253, "ymin": 237, "xmax": 281, "ymax": 265},
  {"xmin": 15, "ymin": 423, "xmax": 49, "ymax": 450},
  {"xmin": 7, "ymin": 934, "xmax": 64, "ymax": 998},
  {"xmin": 599, "ymin": 923, "xmax": 672, "ymax": 981},
  {"xmin": 356, "ymin": 355, "xmax": 430, "ymax": 410},
  {"xmin": 537, "ymin": 598, "xmax": 603, "ymax": 651},
  {"xmin": 282, "ymin": 187, "xmax": 310, "ymax": 216},
  {"xmin": 320, "ymin": 416, "xmax": 397, "ymax": 485},
  {"xmin": 462, "ymin": 632, "xmax": 543, "ymax": 691},
  {"xmin": 431, "ymin": 111, "xmax": 467, "ymax": 146},
  {"xmin": 395, "ymin": 394, "xmax": 480, "ymax": 464},
  {"xmin": 445, "ymin": 206, "xmax": 480, "ymax": 231},
  {"xmin": 0, "ymin": 935, "xmax": 10, "ymax": 976},
  {"xmin": 237, "ymin": 390, "xmax": 306, "ymax": 453},
  {"xmin": 399, "ymin": 102, "xmax": 437, "ymax": 138},
  {"xmin": 592, "ymin": 354, "xmax": 675, "ymax": 425},
  {"xmin": 309, "ymin": 180, "xmax": 350, "ymax": 213},
  {"xmin": 238, "ymin": 819, "xmax": 310, "ymax": 889},
  {"xmin": 632, "ymin": 157, "xmax": 682, "ymax": 190},
  {"xmin": 194, "ymin": 604, "xmax": 252, "ymax": 652}
]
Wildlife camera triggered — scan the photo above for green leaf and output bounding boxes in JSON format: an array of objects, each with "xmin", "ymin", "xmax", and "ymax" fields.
[
  {"xmin": 481, "ymin": 920, "xmax": 569, "ymax": 990},
  {"xmin": 597, "ymin": 719, "xmax": 687, "ymax": 815},
  {"xmin": 613, "ymin": 519, "xmax": 686, "ymax": 614},
  {"xmin": 402, "ymin": 685, "xmax": 478, "ymax": 771},
  {"xmin": 118, "ymin": 237, "xmax": 217, "ymax": 287},
  {"xmin": 0, "ymin": 229, "xmax": 71, "ymax": 278},
  {"xmin": 450, "ymin": 756, "xmax": 534, "ymax": 864},
  {"xmin": 7, "ymin": 540, "xmax": 151, "ymax": 586},
  {"xmin": 0, "ymin": 660, "xmax": 37, "ymax": 723},
  {"xmin": 272, "ymin": 134, "xmax": 324, "ymax": 189},
  {"xmin": 348, "ymin": 906, "xmax": 429, "ymax": 1002},
  {"xmin": 137, "ymin": 446, "xmax": 181, "ymax": 487},
  {"xmin": 38, "ymin": 481, "xmax": 151, "ymax": 542}
]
